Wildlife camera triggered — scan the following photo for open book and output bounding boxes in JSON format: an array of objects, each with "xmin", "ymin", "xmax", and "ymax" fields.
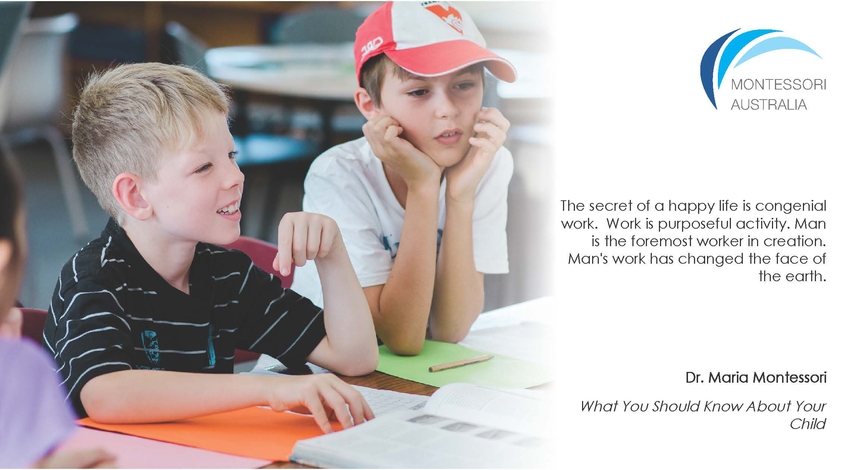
[{"xmin": 290, "ymin": 383, "xmax": 550, "ymax": 468}]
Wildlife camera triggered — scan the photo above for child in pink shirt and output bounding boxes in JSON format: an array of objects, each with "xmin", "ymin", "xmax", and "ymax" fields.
[{"xmin": 0, "ymin": 153, "xmax": 114, "ymax": 468}]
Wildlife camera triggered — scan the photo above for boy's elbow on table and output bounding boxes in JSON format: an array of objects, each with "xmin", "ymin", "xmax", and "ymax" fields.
[
  {"xmin": 336, "ymin": 356, "xmax": 378, "ymax": 377},
  {"xmin": 428, "ymin": 322, "xmax": 473, "ymax": 345},
  {"xmin": 80, "ymin": 376, "xmax": 129, "ymax": 423},
  {"xmin": 329, "ymin": 345, "xmax": 378, "ymax": 376},
  {"xmin": 382, "ymin": 332, "xmax": 426, "ymax": 357},
  {"xmin": 429, "ymin": 330, "xmax": 469, "ymax": 345}
]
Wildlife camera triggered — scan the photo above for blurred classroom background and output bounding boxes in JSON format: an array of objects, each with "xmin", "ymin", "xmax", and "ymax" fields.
[{"xmin": 2, "ymin": 1, "xmax": 553, "ymax": 313}]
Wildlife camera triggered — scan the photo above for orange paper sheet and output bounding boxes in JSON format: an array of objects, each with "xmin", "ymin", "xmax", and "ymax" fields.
[{"xmin": 78, "ymin": 406, "xmax": 341, "ymax": 462}]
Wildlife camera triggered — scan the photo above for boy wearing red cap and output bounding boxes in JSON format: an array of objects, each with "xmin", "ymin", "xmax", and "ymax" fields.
[{"xmin": 291, "ymin": 1, "xmax": 516, "ymax": 355}]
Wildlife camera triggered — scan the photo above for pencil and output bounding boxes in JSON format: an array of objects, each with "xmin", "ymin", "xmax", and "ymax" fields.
[{"xmin": 428, "ymin": 354, "xmax": 494, "ymax": 372}]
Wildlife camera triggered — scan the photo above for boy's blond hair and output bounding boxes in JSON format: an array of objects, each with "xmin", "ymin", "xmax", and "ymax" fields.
[{"xmin": 71, "ymin": 63, "xmax": 230, "ymax": 220}]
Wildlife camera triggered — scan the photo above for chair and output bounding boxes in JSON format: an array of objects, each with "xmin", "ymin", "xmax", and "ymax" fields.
[
  {"xmin": 223, "ymin": 236, "xmax": 295, "ymax": 365},
  {"xmin": 223, "ymin": 235, "xmax": 293, "ymax": 287},
  {"xmin": 20, "ymin": 307, "xmax": 47, "ymax": 344},
  {"xmin": 0, "ymin": 12, "xmax": 89, "ymax": 241},
  {"xmin": 268, "ymin": 6, "xmax": 367, "ymax": 45},
  {"xmin": 0, "ymin": 2, "xmax": 29, "ymax": 140},
  {"xmin": 0, "ymin": 3, "xmax": 30, "ymax": 74},
  {"xmin": 162, "ymin": 22, "xmax": 319, "ymax": 239}
]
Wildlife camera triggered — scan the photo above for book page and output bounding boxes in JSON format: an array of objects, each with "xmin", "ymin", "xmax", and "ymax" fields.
[
  {"xmin": 423, "ymin": 383, "xmax": 548, "ymax": 436},
  {"xmin": 290, "ymin": 409, "xmax": 547, "ymax": 469}
]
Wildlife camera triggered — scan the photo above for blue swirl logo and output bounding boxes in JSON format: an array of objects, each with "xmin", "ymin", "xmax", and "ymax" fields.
[
  {"xmin": 142, "ymin": 330, "xmax": 160, "ymax": 364},
  {"xmin": 700, "ymin": 29, "xmax": 821, "ymax": 109}
]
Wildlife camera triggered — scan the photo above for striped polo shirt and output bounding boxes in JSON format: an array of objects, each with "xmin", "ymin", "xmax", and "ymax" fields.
[{"xmin": 43, "ymin": 219, "xmax": 325, "ymax": 417}]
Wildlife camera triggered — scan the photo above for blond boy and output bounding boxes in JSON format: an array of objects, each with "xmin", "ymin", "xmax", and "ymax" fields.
[
  {"xmin": 290, "ymin": 2, "xmax": 516, "ymax": 355},
  {"xmin": 43, "ymin": 63, "xmax": 377, "ymax": 432}
]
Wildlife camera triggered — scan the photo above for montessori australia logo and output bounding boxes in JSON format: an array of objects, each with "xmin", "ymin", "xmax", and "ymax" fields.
[{"xmin": 700, "ymin": 29, "xmax": 824, "ymax": 110}]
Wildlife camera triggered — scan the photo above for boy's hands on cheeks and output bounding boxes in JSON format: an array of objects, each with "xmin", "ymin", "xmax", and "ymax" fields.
[
  {"xmin": 362, "ymin": 114, "xmax": 441, "ymax": 189},
  {"xmin": 264, "ymin": 374, "xmax": 374, "ymax": 434},
  {"xmin": 273, "ymin": 212, "xmax": 343, "ymax": 277},
  {"xmin": 445, "ymin": 107, "xmax": 510, "ymax": 204}
]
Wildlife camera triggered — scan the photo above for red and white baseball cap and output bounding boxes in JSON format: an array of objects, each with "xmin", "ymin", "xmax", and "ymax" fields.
[{"xmin": 354, "ymin": 1, "xmax": 517, "ymax": 85}]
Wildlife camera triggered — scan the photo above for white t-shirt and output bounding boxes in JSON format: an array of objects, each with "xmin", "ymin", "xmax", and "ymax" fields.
[{"xmin": 290, "ymin": 137, "xmax": 513, "ymax": 307}]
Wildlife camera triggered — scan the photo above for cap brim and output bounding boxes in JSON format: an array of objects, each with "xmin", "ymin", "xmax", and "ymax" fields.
[{"xmin": 386, "ymin": 40, "xmax": 517, "ymax": 83}]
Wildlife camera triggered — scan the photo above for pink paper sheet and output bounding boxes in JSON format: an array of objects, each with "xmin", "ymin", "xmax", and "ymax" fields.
[{"xmin": 57, "ymin": 427, "xmax": 272, "ymax": 468}]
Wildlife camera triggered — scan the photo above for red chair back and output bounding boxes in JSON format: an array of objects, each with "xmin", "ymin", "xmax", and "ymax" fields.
[
  {"xmin": 223, "ymin": 236, "xmax": 295, "ymax": 364},
  {"xmin": 20, "ymin": 308, "xmax": 48, "ymax": 343},
  {"xmin": 223, "ymin": 236, "xmax": 293, "ymax": 288}
]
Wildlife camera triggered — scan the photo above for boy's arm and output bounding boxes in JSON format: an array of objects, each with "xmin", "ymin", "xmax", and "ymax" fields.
[
  {"xmin": 431, "ymin": 108, "xmax": 511, "ymax": 342},
  {"xmin": 273, "ymin": 213, "xmax": 378, "ymax": 376},
  {"xmin": 80, "ymin": 369, "xmax": 373, "ymax": 432},
  {"xmin": 362, "ymin": 182, "xmax": 440, "ymax": 355},
  {"xmin": 430, "ymin": 201, "xmax": 486, "ymax": 343},
  {"xmin": 360, "ymin": 116, "xmax": 443, "ymax": 355}
]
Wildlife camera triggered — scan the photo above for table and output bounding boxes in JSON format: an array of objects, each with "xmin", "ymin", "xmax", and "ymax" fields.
[
  {"xmin": 206, "ymin": 43, "xmax": 358, "ymax": 152},
  {"xmin": 205, "ymin": 43, "xmax": 357, "ymax": 101},
  {"xmin": 341, "ymin": 370, "xmax": 436, "ymax": 396}
]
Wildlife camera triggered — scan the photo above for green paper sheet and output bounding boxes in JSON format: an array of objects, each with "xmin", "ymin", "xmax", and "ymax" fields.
[{"xmin": 376, "ymin": 340, "xmax": 550, "ymax": 388}]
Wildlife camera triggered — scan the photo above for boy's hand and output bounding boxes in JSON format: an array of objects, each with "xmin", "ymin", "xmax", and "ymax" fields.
[
  {"xmin": 265, "ymin": 374, "xmax": 375, "ymax": 434},
  {"xmin": 273, "ymin": 212, "xmax": 343, "ymax": 276},
  {"xmin": 362, "ymin": 115, "xmax": 441, "ymax": 189},
  {"xmin": 445, "ymin": 108, "xmax": 510, "ymax": 204}
]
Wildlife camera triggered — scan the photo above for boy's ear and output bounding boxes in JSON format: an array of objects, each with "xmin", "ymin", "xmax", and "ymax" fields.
[
  {"xmin": 354, "ymin": 87, "xmax": 381, "ymax": 120},
  {"xmin": 112, "ymin": 173, "xmax": 153, "ymax": 221}
]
